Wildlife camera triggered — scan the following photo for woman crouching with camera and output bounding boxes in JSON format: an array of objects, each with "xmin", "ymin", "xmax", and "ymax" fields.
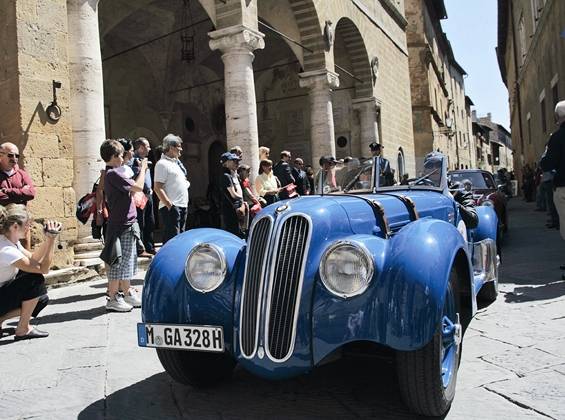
[{"xmin": 0, "ymin": 204, "xmax": 61, "ymax": 340}]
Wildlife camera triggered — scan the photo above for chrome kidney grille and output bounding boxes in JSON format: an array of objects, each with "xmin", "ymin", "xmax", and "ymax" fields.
[
  {"xmin": 266, "ymin": 216, "xmax": 310, "ymax": 360},
  {"xmin": 240, "ymin": 217, "xmax": 272, "ymax": 357},
  {"xmin": 240, "ymin": 214, "xmax": 311, "ymax": 361}
]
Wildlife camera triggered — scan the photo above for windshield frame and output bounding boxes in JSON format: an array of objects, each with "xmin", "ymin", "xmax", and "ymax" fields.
[{"xmin": 316, "ymin": 155, "xmax": 446, "ymax": 196}]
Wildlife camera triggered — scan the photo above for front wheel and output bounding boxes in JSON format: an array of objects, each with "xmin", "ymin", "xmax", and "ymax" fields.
[
  {"xmin": 396, "ymin": 269, "xmax": 462, "ymax": 417},
  {"xmin": 157, "ymin": 349, "xmax": 236, "ymax": 387}
]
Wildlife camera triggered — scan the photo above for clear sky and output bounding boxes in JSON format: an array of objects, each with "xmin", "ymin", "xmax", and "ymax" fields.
[{"xmin": 442, "ymin": 0, "xmax": 510, "ymax": 130}]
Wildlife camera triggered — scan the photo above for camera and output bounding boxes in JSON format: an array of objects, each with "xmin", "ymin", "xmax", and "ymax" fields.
[
  {"xmin": 43, "ymin": 222, "xmax": 62, "ymax": 235},
  {"xmin": 134, "ymin": 157, "xmax": 152, "ymax": 168}
]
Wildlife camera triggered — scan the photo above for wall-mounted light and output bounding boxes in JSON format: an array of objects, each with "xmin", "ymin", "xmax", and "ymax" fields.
[{"xmin": 46, "ymin": 80, "xmax": 62, "ymax": 122}]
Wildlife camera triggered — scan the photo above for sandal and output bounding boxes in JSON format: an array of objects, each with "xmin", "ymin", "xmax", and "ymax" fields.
[{"xmin": 14, "ymin": 327, "xmax": 49, "ymax": 341}]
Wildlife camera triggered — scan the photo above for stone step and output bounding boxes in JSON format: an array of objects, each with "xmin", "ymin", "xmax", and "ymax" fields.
[
  {"xmin": 75, "ymin": 257, "xmax": 104, "ymax": 267},
  {"xmin": 74, "ymin": 236, "xmax": 103, "ymax": 244},
  {"xmin": 44, "ymin": 266, "xmax": 100, "ymax": 288},
  {"xmin": 74, "ymin": 241, "xmax": 104, "ymax": 253},
  {"xmin": 74, "ymin": 250, "xmax": 102, "ymax": 260}
]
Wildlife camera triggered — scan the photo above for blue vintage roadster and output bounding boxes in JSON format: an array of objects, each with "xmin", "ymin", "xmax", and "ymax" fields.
[{"xmin": 137, "ymin": 153, "xmax": 499, "ymax": 417}]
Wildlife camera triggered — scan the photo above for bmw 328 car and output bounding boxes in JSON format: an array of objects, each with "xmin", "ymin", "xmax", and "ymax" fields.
[{"xmin": 137, "ymin": 153, "xmax": 499, "ymax": 417}]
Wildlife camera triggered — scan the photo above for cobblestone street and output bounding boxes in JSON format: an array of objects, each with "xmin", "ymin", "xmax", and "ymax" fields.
[{"xmin": 1, "ymin": 199, "xmax": 564, "ymax": 420}]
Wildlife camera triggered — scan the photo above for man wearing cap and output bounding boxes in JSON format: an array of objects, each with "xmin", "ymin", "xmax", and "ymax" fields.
[
  {"xmin": 273, "ymin": 150, "xmax": 296, "ymax": 199},
  {"xmin": 220, "ymin": 152, "xmax": 246, "ymax": 237},
  {"xmin": 369, "ymin": 142, "xmax": 394, "ymax": 186},
  {"xmin": 154, "ymin": 134, "xmax": 190, "ymax": 244},
  {"xmin": 540, "ymin": 100, "xmax": 565, "ymax": 277}
]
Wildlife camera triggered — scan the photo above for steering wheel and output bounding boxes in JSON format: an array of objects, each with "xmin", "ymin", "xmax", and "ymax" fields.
[{"xmin": 415, "ymin": 178, "xmax": 435, "ymax": 186}]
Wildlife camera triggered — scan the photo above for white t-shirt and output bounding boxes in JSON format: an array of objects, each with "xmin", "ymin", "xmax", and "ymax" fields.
[
  {"xmin": 154, "ymin": 155, "xmax": 190, "ymax": 208},
  {"xmin": 0, "ymin": 235, "xmax": 26, "ymax": 286}
]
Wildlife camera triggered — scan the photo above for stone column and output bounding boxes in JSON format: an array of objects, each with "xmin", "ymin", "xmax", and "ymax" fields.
[
  {"xmin": 299, "ymin": 70, "xmax": 340, "ymax": 168},
  {"xmin": 352, "ymin": 97, "xmax": 381, "ymax": 156},
  {"xmin": 67, "ymin": 0, "xmax": 106, "ymax": 239},
  {"xmin": 209, "ymin": 25, "xmax": 265, "ymax": 182}
]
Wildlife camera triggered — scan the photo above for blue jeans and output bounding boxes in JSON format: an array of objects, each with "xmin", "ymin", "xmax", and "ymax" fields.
[{"xmin": 159, "ymin": 205, "xmax": 187, "ymax": 244}]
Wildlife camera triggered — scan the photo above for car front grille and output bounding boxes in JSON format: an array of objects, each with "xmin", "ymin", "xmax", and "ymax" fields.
[
  {"xmin": 266, "ymin": 216, "xmax": 310, "ymax": 360},
  {"xmin": 240, "ymin": 217, "xmax": 272, "ymax": 357},
  {"xmin": 240, "ymin": 214, "xmax": 310, "ymax": 361}
]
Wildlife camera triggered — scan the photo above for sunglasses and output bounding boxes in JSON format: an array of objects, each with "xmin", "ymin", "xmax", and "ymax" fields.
[{"xmin": 1, "ymin": 152, "xmax": 19, "ymax": 159}]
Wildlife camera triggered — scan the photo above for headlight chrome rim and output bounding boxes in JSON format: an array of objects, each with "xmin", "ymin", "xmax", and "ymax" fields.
[
  {"xmin": 319, "ymin": 240, "xmax": 375, "ymax": 299},
  {"xmin": 481, "ymin": 199, "xmax": 495, "ymax": 207},
  {"xmin": 184, "ymin": 243, "xmax": 227, "ymax": 293}
]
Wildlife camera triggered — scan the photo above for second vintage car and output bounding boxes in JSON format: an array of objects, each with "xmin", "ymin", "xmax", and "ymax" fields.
[{"xmin": 137, "ymin": 153, "xmax": 499, "ymax": 417}]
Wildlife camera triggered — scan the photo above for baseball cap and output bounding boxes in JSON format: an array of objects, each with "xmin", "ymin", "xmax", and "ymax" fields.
[
  {"xmin": 319, "ymin": 155, "xmax": 337, "ymax": 166},
  {"xmin": 220, "ymin": 152, "xmax": 241, "ymax": 164},
  {"xmin": 369, "ymin": 142, "xmax": 382, "ymax": 151}
]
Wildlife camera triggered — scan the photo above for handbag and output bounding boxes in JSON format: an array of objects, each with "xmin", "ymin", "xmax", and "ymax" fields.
[
  {"xmin": 76, "ymin": 180, "xmax": 99, "ymax": 224},
  {"xmin": 250, "ymin": 202, "xmax": 262, "ymax": 216},
  {"xmin": 132, "ymin": 191, "xmax": 148, "ymax": 210},
  {"xmin": 284, "ymin": 183, "xmax": 298, "ymax": 198}
]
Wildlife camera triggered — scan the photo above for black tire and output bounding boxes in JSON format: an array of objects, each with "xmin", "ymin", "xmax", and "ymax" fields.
[
  {"xmin": 156, "ymin": 349, "xmax": 236, "ymax": 387},
  {"xmin": 396, "ymin": 269, "xmax": 461, "ymax": 417},
  {"xmin": 478, "ymin": 279, "xmax": 498, "ymax": 303}
]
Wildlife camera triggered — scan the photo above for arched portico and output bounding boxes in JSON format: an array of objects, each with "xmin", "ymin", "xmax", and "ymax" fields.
[{"xmin": 333, "ymin": 17, "xmax": 379, "ymax": 158}]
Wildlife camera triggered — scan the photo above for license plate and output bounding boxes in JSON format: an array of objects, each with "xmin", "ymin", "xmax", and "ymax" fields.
[{"xmin": 137, "ymin": 323, "xmax": 224, "ymax": 353}]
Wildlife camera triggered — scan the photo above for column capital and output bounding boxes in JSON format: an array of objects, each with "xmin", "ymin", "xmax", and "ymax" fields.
[
  {"xmin": 299, "ymin": 69, "xmax": 339, "ymax": 90},
  {"xmin": 352, "ymin": 96, "xmax": 382, "ymax": 111},
  {"xmin": 209, "ymin": 25, "xmax": 265, "ymax": 53}
]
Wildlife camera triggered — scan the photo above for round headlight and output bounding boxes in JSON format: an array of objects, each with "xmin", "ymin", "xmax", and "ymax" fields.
[
  {"xmin": 319, "ymin": 241, "xmax": 374, "ymax": 298},
  {"xmin": 482, "ymin": 199, "xmax": 495, "ymax": 207},
  {"xmin": 185, "ymin": 244, "xmax": 227, "ymax": 293}
]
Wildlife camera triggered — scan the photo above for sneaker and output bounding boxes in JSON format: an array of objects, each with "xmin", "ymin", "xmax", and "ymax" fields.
[
  {"xmin": 124, "ymin": 289, "xmax": 142, "ymax": 308},
  {"xmin": 137, "ymin": 251, "xmax": 154, "ymax": 258},
  {"xmin": 106, "ymin": 293, "xmax": 133, "ymax": 312}
]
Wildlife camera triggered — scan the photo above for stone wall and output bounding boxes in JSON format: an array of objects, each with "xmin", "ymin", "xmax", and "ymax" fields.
[
  {"xmin": 1, "ymin": 0, "xmax": 76, "ymax": 268},
  {"xmin": 501, "ymin": 0, "xmax": 565, "ymax": 177}
]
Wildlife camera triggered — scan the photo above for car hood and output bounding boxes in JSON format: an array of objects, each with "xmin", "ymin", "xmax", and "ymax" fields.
[{"xmin": 256, "ymin": 191, "xmax": 455, "ymax": 236}]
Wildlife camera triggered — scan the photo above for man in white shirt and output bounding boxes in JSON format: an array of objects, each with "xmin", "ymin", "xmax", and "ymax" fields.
[{"xmin": 154, "ymin": 134, "xmax": 190, "ymax": 244}]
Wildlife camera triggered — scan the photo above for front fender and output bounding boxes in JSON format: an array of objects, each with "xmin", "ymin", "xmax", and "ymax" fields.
[
  {"xmin": 142, "ymin": 229, "xmax": 245, "ymax": 353},
  {"xmin": 471, "ymin": 206, "xmax": 498, "ymax": 242},
  {"xmin": 312, "ymin": 219, "xmax": 470, "ymax": 363}
]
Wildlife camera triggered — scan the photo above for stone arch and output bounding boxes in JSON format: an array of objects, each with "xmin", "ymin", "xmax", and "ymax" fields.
[
  {"xmin": 287, "ymin": 0, "xmax": 326, "ymax": 71},
  {"xmin": 334, "ymin": 17, "xmax": 372, "ymax": 98}
]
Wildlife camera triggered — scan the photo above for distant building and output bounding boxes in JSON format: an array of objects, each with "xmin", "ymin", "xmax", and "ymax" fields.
[
  {"xmin": 406, "ymin": 0, "xmax": 475, "ymax": 171},
  {"xmin": 497, "ymin": 0, "xmax": 565, "ymax": 179},
  {"xmin": 472, "ymin": 112, "xmax": 514, "ymax": 173}
]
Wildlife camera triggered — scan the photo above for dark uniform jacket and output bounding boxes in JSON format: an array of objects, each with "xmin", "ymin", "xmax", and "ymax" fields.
[
  {"xmin": 273, "ymin": 160, "xmax": 295, "ymax": 199},
  {"xmin": 540, "ymin": 123, "xmax": 565, "ymax": 188}
]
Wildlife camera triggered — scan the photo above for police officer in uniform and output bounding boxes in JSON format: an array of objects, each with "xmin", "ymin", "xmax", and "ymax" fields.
[{"xmin": 369, "ymin": 142, "xmax": 394, "ymax": 186}]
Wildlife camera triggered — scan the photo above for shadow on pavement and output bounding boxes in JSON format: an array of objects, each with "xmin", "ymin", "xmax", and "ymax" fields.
[
  {"xmin": 32, "ymin": 306, "xmax": 107, "ymax": 325},
  {"xmin": 78, "ymin": 357, "xmax": 439, "ymax": 420},
  {"xmin": 503, "ymin": 280, "xmax": 565, "ymax": 303},
  {"xmin": 49, "ymin": 292, "xmax": 107, "ymax": 305},
  {"xmin": 89, "ymin": 278, "xmax": 144, "ymax": 289}
]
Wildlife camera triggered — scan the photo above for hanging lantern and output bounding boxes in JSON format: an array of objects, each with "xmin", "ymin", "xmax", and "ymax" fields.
[
  {"xmin": 181, "ymin": 33, "xmax": 195, "ymax": 62},
  {"xmin": 180, "ymin": 0, "xmax": 196, "ymax": 63}
]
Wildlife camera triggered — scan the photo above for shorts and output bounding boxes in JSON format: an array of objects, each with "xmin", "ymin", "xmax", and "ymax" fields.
[
  {"xmin": 0, "ymin": 271, "xmax": 48, "ymax": 317},
  {"xmin": 107, "ymin": 226, "xmax": 138, "ymax": 281}
]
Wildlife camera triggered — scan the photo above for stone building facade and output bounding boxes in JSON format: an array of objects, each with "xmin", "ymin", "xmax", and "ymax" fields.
[
  {"xmin": 405, "ymin": 0, "xmax": 475, "ymax": 172},
  {"xmin": 0, "ymin": 0, "xmax": 415, "ymax": 267},
  {"xmin": 497, "ymin": 0, "xmax": 565, "ymax": 180},
  {"xmin": 473, "ymin": 113, "xmax": 514, "ymax": 174}
]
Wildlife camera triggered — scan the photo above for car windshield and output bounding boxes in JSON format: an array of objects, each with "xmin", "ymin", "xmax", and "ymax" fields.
[
  {"xmin": 313, "ymin": 158, "xmax": 374, "ymax": 194},
  {"xmin": 449, "ymin": 172, "xmax": 495, "ymax": 190},
  {"xmin": 410, "ymin": 155, "xmax": 445, "ymax": 189}
]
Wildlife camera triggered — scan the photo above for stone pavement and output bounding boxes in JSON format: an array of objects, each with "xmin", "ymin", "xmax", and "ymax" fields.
[{"xmin": 0, "ymin": 199, "xmax": 564, "ymax": 419}]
